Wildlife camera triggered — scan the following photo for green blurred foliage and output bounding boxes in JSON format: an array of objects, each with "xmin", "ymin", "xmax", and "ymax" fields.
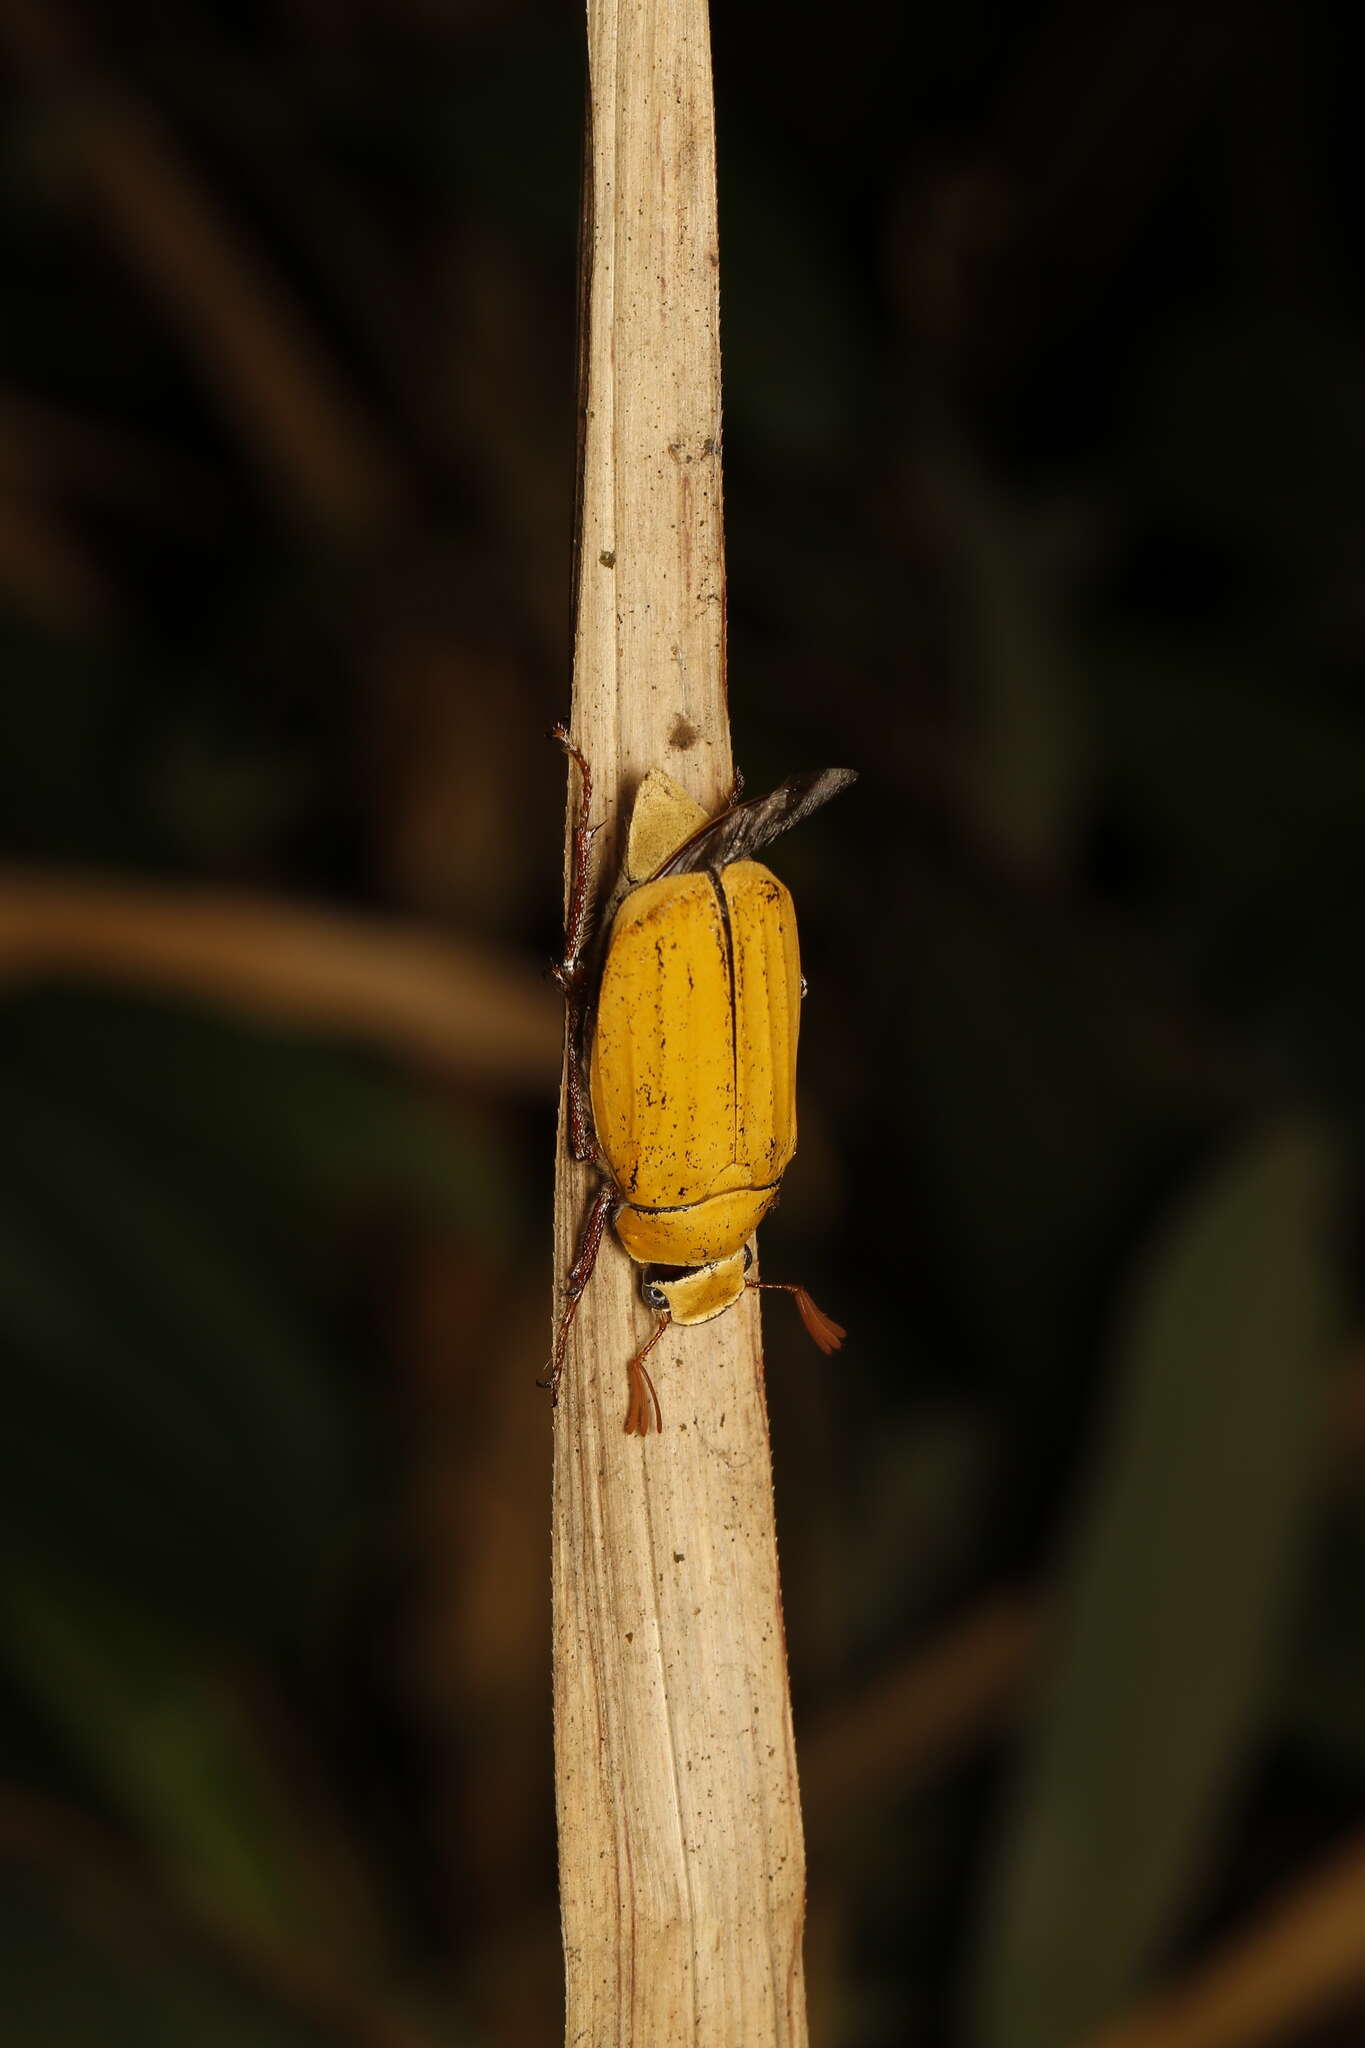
[
  {"xmin": 0, "ymin": 1880, "xmax": 330, "ymax": 2048},
  {"xmin": 972, "ymin": 1120, "xmax": 1341, "ymax": 2048}
]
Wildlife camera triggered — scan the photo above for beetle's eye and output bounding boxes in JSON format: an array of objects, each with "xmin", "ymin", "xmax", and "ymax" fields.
[
  {"xmin": 742, "ymin": 1244, "xmax": 754, "ymax": 1272},
  {"xmin": 644, "ymin": 1282, "xmax": 666, "ymax": 1309}
]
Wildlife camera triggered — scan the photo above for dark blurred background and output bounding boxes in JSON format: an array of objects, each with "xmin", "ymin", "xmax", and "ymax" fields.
[{"xmin": 2, "ymin": 3, "xmax": 1364, "ymax": 2044}]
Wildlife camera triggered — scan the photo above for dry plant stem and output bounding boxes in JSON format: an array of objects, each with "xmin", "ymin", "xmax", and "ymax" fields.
[
  {"xmin": 551, "ymin": 1, "xmax": 807, "ymax": 2042},
  {"xmin": 0, "ymin": 870, "xmax": 559, "ymax": 1089}
]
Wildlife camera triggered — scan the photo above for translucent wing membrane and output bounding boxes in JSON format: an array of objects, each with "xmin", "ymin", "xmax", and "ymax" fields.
[{"xmin": 651, "ymin": 767, "xmax": 858, "ymax": 879}]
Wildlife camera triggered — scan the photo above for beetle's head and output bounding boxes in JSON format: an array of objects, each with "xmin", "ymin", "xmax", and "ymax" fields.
[{"xmin": 642, "ymin": 1246, "xmax": 752, "ymax": 1327}]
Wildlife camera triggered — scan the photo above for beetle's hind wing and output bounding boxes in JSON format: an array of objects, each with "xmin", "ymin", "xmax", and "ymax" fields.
[{"xmin": 652, "ymin": 767, "xmax": 857, "ymax": 879}]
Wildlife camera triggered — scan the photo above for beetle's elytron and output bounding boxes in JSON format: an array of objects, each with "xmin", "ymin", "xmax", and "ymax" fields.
[{"xmin": 545, "ymin": 727, "xmax": 855, "ymax": 1434}]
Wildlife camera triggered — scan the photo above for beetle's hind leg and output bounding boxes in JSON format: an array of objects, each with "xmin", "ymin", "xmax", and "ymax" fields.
[
  {"xmin": 541, "ymin": 1180, "xmax": 618, "ymax": 1404},
  {"xmin": 549, "ymin": 722, "xmax": 601, "ymax": 1163}
]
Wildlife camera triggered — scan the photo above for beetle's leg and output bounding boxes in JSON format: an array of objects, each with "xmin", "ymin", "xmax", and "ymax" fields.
[
  {"xmin": 624, "ymin": 1314, "xmax": 670, "ymax": 1437},
  {"xmin": 558, "ymin": 987, "xmax": 596, "ymax": 1166},
  {"xmin": 540, "ymin": 1180, "xmax": 618, "ymax": 1404},
  {"xmin": 746, "ymin": 1281, "xmax": 846, "ymax": 1355},
  {"xmin": 549, "ymin": 722, "xmax": 602, "ymax": 1164},
  {"xmin": 550, "ymin": 721, "xmax": 597, "ymax": 975}
]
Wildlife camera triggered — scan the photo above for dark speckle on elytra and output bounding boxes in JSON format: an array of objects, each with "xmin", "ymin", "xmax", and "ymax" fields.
[
  {"xmin": 669, "ymin": 714, "xmax": 699, "ymax": 751},
  {"xmin": 673, "ymin": 1552, "xmax": 685, "ymax": 1563},
  {"xmin": 599, "ymin": 548, "xmax": 616, "ymax": 568}
]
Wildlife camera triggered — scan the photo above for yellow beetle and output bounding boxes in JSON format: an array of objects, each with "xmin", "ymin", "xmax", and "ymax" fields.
[{"xmin": 545, "ymin": 730, "xmax": 855, "ymax": 1434}]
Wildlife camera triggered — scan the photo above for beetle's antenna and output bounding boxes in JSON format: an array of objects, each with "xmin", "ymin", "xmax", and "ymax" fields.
[
  {"xmin": 624, "ymin": 1314, "xmax": 670, "ymax": 1436},
  {"xmin": 747, "ymin": 1281, "xmax": 846, "ymax": 1356}
]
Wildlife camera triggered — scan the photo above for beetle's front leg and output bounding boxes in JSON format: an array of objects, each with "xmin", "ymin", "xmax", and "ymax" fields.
[
  {"xmin": 550, "ymin": 722, "xmax": 601, "ymax": 1164},
  {"xmin": 541, "ymin": 1180, "xmax": 618, "ymax": 1405},
  {"xmin": 560, "ymin": 990, "xmax": 595, "ymax": 1166}
]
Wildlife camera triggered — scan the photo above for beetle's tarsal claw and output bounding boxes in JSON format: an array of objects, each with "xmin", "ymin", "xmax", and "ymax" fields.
[
  {"xmin": 538, "ymin": 1340, "xmax": 568, "ymax": 1404},
  {"xmin": 792, "ymin": 1285, "xmax": 846, "ymax": 1354}
]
